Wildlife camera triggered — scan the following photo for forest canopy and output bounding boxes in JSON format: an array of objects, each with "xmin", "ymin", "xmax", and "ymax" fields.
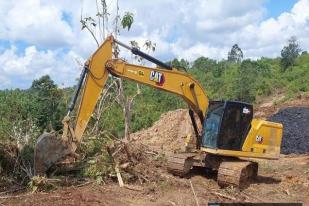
[{"xmin": 1, "ymin": 51, "xmax": 308, "ymax": 141}]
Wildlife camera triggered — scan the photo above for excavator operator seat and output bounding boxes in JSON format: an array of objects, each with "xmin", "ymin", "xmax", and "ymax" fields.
[{"xmin": 202, "ymin": 101, "xmax": 253, "ymax": 151}]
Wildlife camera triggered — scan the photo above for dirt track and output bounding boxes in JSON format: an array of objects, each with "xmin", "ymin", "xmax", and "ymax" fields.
[{"xmin": 1, "ymin": 154, "xmax": 309, "ymax": 206}]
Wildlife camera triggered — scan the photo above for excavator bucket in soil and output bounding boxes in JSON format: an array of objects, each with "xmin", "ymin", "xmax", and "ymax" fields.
[{"xmin": 34, "ymin": 133, "xmax": 72, "ymax": 175}]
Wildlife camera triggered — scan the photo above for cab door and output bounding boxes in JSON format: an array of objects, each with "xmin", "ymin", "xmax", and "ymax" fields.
[
  {"xmin": 217, "ymin": 102, "xmax": 253, "ymax": 151},
  {"xmin": 201, "ymin": 101, "xmax": 225, "ymax": 149}
]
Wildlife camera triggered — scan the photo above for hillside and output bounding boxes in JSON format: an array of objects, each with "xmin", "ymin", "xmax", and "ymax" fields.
[
  {"xmin": 1, "ymin": 98, "xmax": 309, "ymax": 205},
  {"xmin": 0, "ymin": 53, "xmax": 308, "ymax": 141},
  {"xmin": 0, "ymin": 53, "xmax": 309, "ymax": 205}
]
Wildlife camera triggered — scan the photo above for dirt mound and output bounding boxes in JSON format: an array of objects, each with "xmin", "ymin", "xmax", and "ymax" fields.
[
  {"xmin": 131, "ymin": 109, "xmax": 198, "ymax": 153},
  {"xmin": 255, "ymin": 93, "xmax": 309, "ymax": 119},
  {"xmin": 268, "ymin": 107, "xmax": 309, "ymax": 154}
]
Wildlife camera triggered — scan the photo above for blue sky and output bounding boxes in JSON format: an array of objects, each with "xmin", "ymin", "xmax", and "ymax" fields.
[
  {"xmin": 265, "ymin": 0, "xmax": 299, "ymax": 18},
  {"xmin": 0, "ymin": 0, "xmax": 308, "ymax": 89}
]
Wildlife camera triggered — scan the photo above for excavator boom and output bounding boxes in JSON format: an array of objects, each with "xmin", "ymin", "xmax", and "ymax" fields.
[{"xmin": 34, "ymin": 36, "xmax": 209, "ymax": 174}]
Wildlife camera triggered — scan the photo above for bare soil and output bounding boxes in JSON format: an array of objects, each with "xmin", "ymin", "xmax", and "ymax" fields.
[
  {"xmin": 254, "ymin": 92, "xmax": 309, "ymax": 119},
  {"xmin": 1, "ymin": 154, "xmax": 308, "ymax": 205},
  {"xmin": 131, "ymin": 109, "xmax": 198, "ymax": 153},
  {"xmin": 1, "ymin": 96, "xmax": 309, "ymax": 205}
]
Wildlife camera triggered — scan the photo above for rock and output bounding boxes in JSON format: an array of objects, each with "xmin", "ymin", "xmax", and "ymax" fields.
[{"xmin": 268, "ymin": 107, "xmax": 309, "ymax": 154}]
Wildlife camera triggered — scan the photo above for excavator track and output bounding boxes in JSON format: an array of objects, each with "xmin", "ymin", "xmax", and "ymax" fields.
[
  {"xmin": 217, "ymin": 160, "xmax": 258, "ymax": 189},
  {"xmin": 167, "ymin": 153, "xmax": 196, "ymax": 176}
]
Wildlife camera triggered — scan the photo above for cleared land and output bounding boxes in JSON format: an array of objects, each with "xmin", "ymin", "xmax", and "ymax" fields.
[{"xmin": 1, "ymin": 97, "xmax": 309, "ymax": 206}]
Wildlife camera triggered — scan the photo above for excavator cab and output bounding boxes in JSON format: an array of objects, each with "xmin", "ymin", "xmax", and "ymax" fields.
[{"xmin": 202, "ymin": 100, "xmax": 253, "ymax": 151}]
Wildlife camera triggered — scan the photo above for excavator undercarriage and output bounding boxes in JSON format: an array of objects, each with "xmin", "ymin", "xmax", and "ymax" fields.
[{"xmin": 167, "ymin": 153, "xmax": 258, "ymax": 189}]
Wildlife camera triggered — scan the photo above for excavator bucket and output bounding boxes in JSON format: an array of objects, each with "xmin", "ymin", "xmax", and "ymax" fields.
[
  {"xmin": 34, "ymin": 133, "xmax": 72, "ymax": 175},
  {"xmin": 33, "ymin": 37, "xmax": 113, "ymax": 175}
]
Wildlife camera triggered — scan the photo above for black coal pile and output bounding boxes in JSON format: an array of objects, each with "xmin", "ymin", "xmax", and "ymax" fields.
[{"xmin": 268, "ymin": 107, "xmax": 309, "ymax": 154}]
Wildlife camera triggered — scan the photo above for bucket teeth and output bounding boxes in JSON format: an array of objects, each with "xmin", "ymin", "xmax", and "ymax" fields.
[{"xmin": 34, "ymin": 133, "xmax": 71, "ymax": 175}]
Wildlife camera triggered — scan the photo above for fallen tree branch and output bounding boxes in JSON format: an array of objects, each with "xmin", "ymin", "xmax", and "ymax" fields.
[
  {"xmin": 241, "ymin": 191, "xmax": 265, "ymax": 203},
  {"xmin": 144, "ymin": 150, "xmax": 158, "ymax": 155},
  {"xmin": 124, "ymin": 184, "xmax": 143, "ymax": 191},
  {"xmin": 211, "ymin": 191, "xmax": 236, "ymax": 201},
  {"xmin": 167, "ymin": 201, "xmax": 176, "ymax": 206},
  {"xmin": 111, "ymin": 144, "xmax": 125, "ymax": 157},
  {"xmin": 106, "ymin": 144, "xmax": 124, "ymax": 187},
  {"xmin": 0, "ymin": 187, "xmax": 26, "ymax": 195},
  {"xmin": 115, "ymin": 163, "xmax": 124, "ymax": 187},
  {"xmin": 0, "ymin": 193, "xmax": 32, "ymax": 199},
  {"xmin": 189, "ymin": 180, "xmax": 200, "ymax": 206},
  {"xmin": 76, "ymin": 181, "xmax": 94, "ymax": 188}
]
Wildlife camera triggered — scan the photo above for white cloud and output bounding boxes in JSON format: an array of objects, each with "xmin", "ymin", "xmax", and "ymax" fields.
[
  {"xmin": 0, "ymin": 0, "xmax": 308, "ymax": 89},
  {"xmin": 0, "ymin": 45, "xmax": 81, "ymax": 89},
  {"xmin": 1, "ymin": 0, "xmax": 75, "ymax": 48},
  {"xmin": 238, "ymin": 0, "xmax": 309, "ymax": 58},
  {"xmin": 0, "ymin": 75, "xmax": 11, "ymax": 88},
  {"xmin": 171, "ymin": 43, "xmax": 230, "ymax": 61},
  {"xmin": 119, "ymin": 0, "xmax": 308, "ymax": 60}
]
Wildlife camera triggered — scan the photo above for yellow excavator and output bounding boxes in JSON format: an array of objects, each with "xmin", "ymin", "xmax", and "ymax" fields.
[{"xmin": 34, "ymin": 36, "xmax": 283, "ymax": 189}]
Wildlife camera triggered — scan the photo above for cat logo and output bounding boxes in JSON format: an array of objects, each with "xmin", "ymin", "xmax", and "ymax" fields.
[
  {"xmin": 149, "ymin": 71, "xmax": 165, "ymax": 86},
  {"xmin": 255, "ymin": 135, "xmax": 263, "ymax": 143},
  {"xmin": 138, "ymin": 70, "xmax": 144, "ymax": 76},
  {"xmin": 243, "ymin": 107, "xmax": 251, "ymax": 114}
]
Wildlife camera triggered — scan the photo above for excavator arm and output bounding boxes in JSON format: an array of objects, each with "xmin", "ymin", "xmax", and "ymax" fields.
[
  {"xmin": 34, "ymin": 36, "xmax": 209, "ymax": 174},
  {"xmin": 75, "ymin": 36, "xmax": 208, "ymax": 142}
]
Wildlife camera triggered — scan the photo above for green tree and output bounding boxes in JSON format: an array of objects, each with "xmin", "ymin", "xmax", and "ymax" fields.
[
  {"xmin": 280, "ymin": 36, "xmax": 301, "ymax": 71},
  {"xmin": 235, "ymin": 60, "xmax": 258, "ymax": 102},
  {"xmin": 121, "ymin": 12, "xmax": 134, "ymax": 31},
  {"xmin": 80, "ymin": 1, "xmax": 158, "ymax": 140},
  {"xmin": 169, "ymin": 58, "xmax": 190, "ymax": 70},
  {"xmin": 228, "ymin": 44, "xmax": 243, "ymax": 63},
  {"xmin": 30, "ymin": 75, "xmax": 64, "ymax": 131},
  {"xmin": 0, "ymin": 89, "xmax": 37, "ymax": 143},
  {"xmin": 192, "ymin": 57, "xmax": 216, "ymax": 71}
]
